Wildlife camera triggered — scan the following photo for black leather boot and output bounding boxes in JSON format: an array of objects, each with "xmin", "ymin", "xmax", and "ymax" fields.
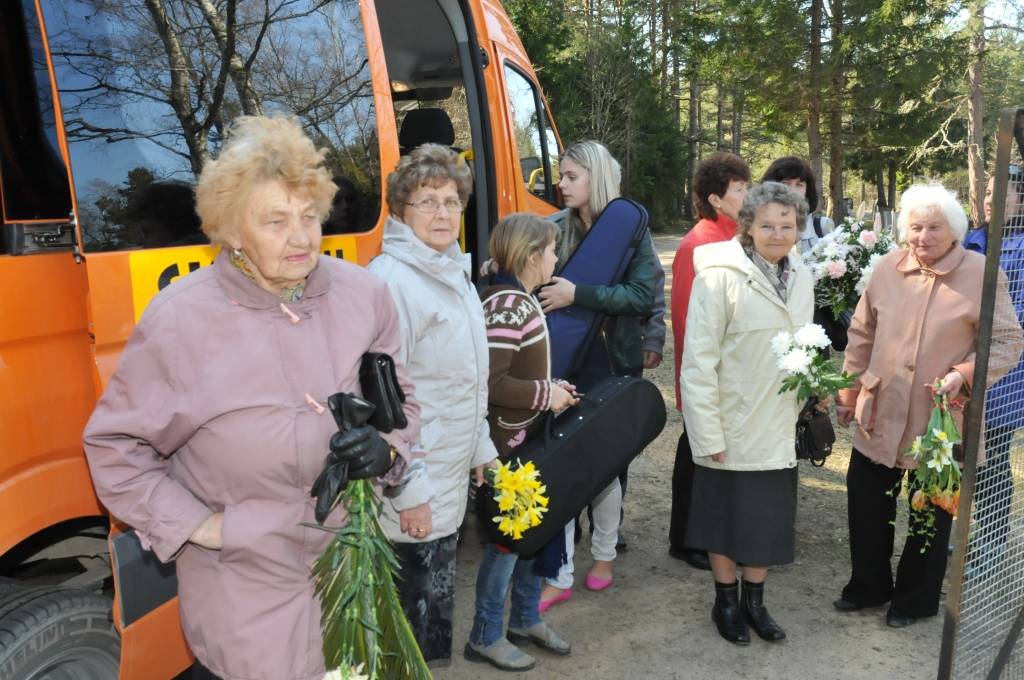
[
  {"xmin": 712, "ymin": 580, "xmax": 750, "ymax": 645},
  {"xmin": 741, "ymin": 579, "xmax": 786, "ymax": 641}
]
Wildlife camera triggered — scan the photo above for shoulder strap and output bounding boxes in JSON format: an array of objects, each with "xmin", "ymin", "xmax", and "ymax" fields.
[{"xmin": 813, "ymin": 214, "xmax": 823, "ymax": 238}]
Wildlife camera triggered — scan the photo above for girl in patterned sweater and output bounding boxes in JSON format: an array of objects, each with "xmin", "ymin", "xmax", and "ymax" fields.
[{"xmin": 465, "ymin": 214, "xmax": 578, "ymax": 671}]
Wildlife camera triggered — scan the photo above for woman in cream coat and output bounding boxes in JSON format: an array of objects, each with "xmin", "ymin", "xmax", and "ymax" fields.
[{"xmin": 681, "ymin": 182, "xmax": 813, "ymax": 645}]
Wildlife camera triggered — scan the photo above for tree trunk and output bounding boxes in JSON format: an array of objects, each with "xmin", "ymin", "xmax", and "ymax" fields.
[
  {"xmin": 649, "ymin": 2, "xmax": 658, "ymax": 78},
  {"xmin": 827, "ymin": 0, "xmax": 845, "ymax": 221},
  {"xmin": 716, "ymin": 87, "xmax": 725, "ymax": 149},
  {"xmin": 874, "ymin": 166, "xmax": 886, "ymax": 210},
  {"xmin": 731, "ymin": 89, "xmax": 742, "ymax": 155},
  {"xmin": 196, "ymin": 0, "xmax": 263, "ymax": 116},
  {"xmin": 660, "ymin": 0, "xmax": 670, "ymax": 98},
  {"xmin": 672, "ymin": 39, "xmax": 681, "ymax": 131},
  {"xmin": 144, "ymin": 0, "xmax": 204, "ymax": 173},
  {"xmin": 967, "ymin": 0, "xmax": 986, "ymax": 225},
  {"xmin": 887, "ymin": 161, "xmax": 897, "ymax": 212},
  {"xmin": 686, "ymin": 68, "xmax": 700, "ymax": 220},
  {"xmin": 807, "ymin": 0, "xmax": 824, "ymax": 200}
]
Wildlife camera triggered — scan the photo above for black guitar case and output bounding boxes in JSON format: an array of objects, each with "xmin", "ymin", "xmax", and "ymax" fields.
[{"xmin": 477, "ymin": 375, "xmax": 666, "ymax": 556}]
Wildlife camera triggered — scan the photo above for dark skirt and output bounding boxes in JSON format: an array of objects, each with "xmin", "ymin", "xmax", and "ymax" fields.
[
  {"xmin": 392, "ymin": 533, "xmax": 458, "ymax": 664},
  {"xmin": 685, "ymin": 465, "xmax": 798, "ymax": 566}
]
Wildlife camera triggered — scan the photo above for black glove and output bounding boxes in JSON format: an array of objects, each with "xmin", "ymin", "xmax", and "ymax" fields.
[
  {"xmin": 311, "ymin": 392, "xmax": 393, "ymax": 524},
  {"xmin": 328, "ymin": 425, "xmax": 393, "ymax": 480}
]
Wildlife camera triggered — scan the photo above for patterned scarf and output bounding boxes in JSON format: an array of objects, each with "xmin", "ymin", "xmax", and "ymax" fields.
[
  {"xmin": 745, "ymin": 246, "xmax": 790, "ymax": 302},
  {"xmin": 229, "ymin": 249, "xmax": 306, "ymax": 302}
]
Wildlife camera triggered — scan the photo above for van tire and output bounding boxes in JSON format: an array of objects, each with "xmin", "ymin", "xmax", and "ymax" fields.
[{"xmin": 0, "ymin": 586, "xmax": 120, "ymax": 680}]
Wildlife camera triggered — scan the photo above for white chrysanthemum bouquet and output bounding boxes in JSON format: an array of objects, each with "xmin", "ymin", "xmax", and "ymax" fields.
[
  {"xmin": 772, "ymin": 323, "xmax": 856, "ymax": 400},
  {"xmin": 803, "ymin": 217, "xmax": 896, "ymax": 316}
]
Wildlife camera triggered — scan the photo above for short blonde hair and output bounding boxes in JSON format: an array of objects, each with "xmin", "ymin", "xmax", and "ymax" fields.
[
  {"xmin": 386, "ymin": 144, "xmax": 472, "ymax": 218},
  {"xmin": 490, "ymin": 213, "xmax": 559, "ymax": 281},
  {"xmin": 195, "ymin": 116, "xmax": 336, "ymax": 245},
  {"xmin": 897, "ymin": 183, "xmax": 968, "ymax": 242}
]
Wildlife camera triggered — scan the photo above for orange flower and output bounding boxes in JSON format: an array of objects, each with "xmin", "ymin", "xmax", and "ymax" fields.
[
  {"xmin": 931, "ymin": 491, "xmax": 955, "ymax": 515},
  {"xmin": 910, "ymin": 490, "xmax": 927, "ymax": 511}
]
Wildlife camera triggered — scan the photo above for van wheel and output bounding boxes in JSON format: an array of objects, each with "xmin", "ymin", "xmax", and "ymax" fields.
[{"xmin": 0, "ymin": 586, "xmax": 120, "ymax": 680}]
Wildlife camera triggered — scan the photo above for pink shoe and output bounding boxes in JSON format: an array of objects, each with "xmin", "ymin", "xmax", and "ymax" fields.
[
  {"xmin": 538, "ymin": 588, "xmax": 572, "ymax": 614},
  {"xmin": 585, "ymin": 573, "xmax": 613, "ymax": 592}
]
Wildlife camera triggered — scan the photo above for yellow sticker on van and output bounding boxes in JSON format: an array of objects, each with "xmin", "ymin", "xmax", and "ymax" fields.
[{"xmin": 128, "ymin": 236, "xmax": 359, "ymax": 321}]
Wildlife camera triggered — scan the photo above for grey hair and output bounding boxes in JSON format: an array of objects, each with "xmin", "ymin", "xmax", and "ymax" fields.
[
  {"xmin": 896, "ymin": 183, "xmax": 968, "ymax": 242},
  {"xmin": 737, "ymin": 181, "xmax": 809, "ymax": 250}
]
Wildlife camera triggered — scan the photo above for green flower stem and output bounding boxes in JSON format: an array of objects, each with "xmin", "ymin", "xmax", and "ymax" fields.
[{"xmin": 309, "ymin": 479, "xmax": 432, "ymax": 680}]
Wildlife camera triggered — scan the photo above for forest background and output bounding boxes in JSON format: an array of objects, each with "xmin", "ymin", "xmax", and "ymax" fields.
[{"xmin": 503, "ymin": 0, "xmax": 1024, "ymax": 229}]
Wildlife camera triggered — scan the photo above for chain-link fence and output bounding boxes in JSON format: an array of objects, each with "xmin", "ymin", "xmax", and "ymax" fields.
[{"xmin": 940, "ymin": 108, "xmax": 1024, "ymax": 680}]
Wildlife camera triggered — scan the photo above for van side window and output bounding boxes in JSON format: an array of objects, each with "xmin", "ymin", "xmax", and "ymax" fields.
[
  {"xmin": 39, "ymin": 0, "xmax": 383, "ymax": 251},
  {"xmin": 0, "ymin": 0, "xmax": 72, "ymax": 228},
  {"xmin": 503, "ymin": 64, "xmax": 558, "ymax": 205},
  {"xmin": 543, "ymin": 106, "xmax": 562, "ymax": 187}
]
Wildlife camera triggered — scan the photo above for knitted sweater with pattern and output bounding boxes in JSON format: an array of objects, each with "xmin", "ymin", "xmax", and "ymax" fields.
[{"xmin": 481, "ymin": 284, "xmax": 553, "ymax": 460}]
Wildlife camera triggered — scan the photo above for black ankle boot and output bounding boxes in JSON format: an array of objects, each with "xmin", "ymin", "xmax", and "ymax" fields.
[
  {"xmin": 741, "ymin": 579, "xmax": 786, "ymax": 641},
  {"xmin": 712, "ymin": 580, "xmax": 750, "ymax": 645}
]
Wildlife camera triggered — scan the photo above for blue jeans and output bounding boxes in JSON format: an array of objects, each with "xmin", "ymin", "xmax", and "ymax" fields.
[{"xmin": 469, "ymin": 543, "xmax": 543, "ymax": 646}]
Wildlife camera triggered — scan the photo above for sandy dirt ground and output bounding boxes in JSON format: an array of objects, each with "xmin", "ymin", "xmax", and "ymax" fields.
[{"xmin": 435, "ymin": 233, "xmax": 944, "ymax": 680}]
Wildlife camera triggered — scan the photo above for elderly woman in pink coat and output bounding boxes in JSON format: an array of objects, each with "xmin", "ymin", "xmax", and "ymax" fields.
[
  {"xmin": 83, "ymin": 116, "xmax": 420, "ymax": 680},
  {"xmin": 834, "ymin": 183, "xmax": 1022, "ymax": 629}
]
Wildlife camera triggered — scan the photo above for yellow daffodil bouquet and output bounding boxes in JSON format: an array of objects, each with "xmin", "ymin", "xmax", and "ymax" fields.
[
  {"xmin": 903, "ymin": 383, "xmax": 963, "ymax": 550},
  {"xmin": 487, "ymin": 459, "xmax": 549, "ymax": 540}
]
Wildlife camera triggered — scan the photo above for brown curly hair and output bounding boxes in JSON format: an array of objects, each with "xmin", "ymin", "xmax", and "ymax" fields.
[
  {"xmin": 693, "ymin": 152, "xmax": 751, "ymax": 220},
  {"xmin": 386, "ymin": 144, "xmax": 473, "ymax": 218}
]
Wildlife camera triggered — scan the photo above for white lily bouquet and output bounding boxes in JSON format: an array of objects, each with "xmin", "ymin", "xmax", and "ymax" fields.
[
  {"xmin": 772, "ymin": 323, "xmax": 856, "ymax": 400},
  {"xmin": 803, "ymin": 217, "xmax": 896, "ymax": 316}
]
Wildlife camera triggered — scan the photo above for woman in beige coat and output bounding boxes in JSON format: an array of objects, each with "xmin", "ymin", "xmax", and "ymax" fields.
[
  {"xmin": 834, "ymin": 183, "xmax": 1023, "ymax": 628},
  {"xmin": 682, "ymin": 182, "xmax": 813, "ymax": 645}
]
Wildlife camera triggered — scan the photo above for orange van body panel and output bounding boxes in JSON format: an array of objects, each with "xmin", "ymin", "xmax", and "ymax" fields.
[
  {"xmin": 115, "ymin": 597, "xmax": 194, "ymax": 680},
  {"xmin": 0, "ymin": 253, "xmax": 100, "ymax": 554}
]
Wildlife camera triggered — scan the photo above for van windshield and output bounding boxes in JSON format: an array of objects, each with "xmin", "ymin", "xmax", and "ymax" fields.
[{"xmin": 40, "ymin": 0, "xmax": 383, "ymax": 251}]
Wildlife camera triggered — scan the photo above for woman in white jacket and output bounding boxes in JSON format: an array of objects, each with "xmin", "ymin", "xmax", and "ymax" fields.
[
  {"xmin": 368, "ymin": 144, "xmax": 498, "ymax": 667},
  {"xmin": 681, "ymin": 182, "xmax": 813, "ymax": 645}
]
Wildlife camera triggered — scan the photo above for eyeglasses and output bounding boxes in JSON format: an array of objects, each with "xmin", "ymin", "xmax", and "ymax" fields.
[{"xmin": 406, "ymin": 198, "xmax": 465, "ymax": 214}]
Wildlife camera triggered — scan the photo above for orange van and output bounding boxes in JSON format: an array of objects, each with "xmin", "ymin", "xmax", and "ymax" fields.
[{"xmin": 0, "ymin": 1, "xmax": 563, "ymax": 677}]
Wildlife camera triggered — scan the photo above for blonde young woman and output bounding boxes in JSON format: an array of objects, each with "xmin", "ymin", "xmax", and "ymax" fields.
[{"xmin": 537, "ymin": 140, "xmax": 661, "ymax": 610}]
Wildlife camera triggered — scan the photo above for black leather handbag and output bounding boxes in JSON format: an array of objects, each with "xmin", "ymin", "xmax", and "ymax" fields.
[
  {"xmin": 813, "ymin": 306, "xmax": 853, "ymax": 352},
  {"xmin": 796, "ymin": 397, "xmax": 836, "ymax": 467},
  {"xmin": 477, "ymin": 376, "xmax": 667, "ymax": 556},
  {"xmin": 358, "ymin": 352, "xmax": 407, "ymax": 433}
]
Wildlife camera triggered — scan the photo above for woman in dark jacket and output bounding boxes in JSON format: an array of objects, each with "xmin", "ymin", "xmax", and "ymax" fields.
[{"xmin": 537, "ymin": 140, "xmax": 659, "ymax": 610}]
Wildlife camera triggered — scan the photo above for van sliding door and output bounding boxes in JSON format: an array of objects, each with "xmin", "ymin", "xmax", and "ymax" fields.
[{"xmin": 374, "ymin": 0, "xmax": 495, "ymax": 270}]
